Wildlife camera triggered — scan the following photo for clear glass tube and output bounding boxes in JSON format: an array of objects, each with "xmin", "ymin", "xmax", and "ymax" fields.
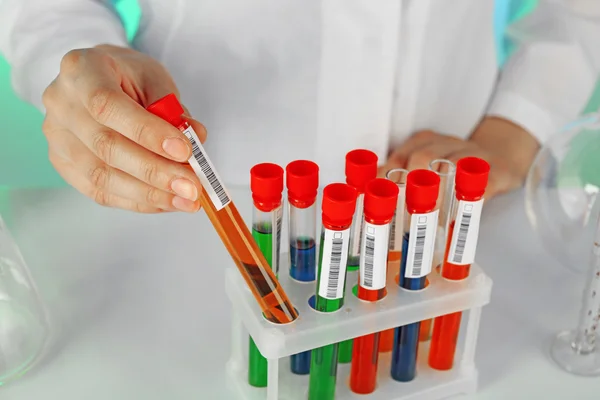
[
  {"xmin": 248, "ymin": 203, "xmax": 282, "ymax": 387},
  {"xmin": 288, "ymin": 201, "xmax": 316, "ymax": 375},
  {"xmin": 550, "ymin": 211, "xmax": 600, "ymax": 375},
  {"xmin": 381, "ymin": 168, "xmax": 408, "ymax": 353},
  {"xmin": 347, "ymin": 193, "xmax": 365, "ymax": 270},
  {"xmin": 391, "ymin": 170, "xmax": 439, "ymax": 382},
  {"xmin": 429, "ymin": 159, "xmax": 456, "ymax": 273},
  {"xmin": 289, "ymin": 203, "xmax": 317, "ymax": 282},
  {"xmin": 0, "ymin": 214, "xmax": 51, "ymax": 386},
  {"xmin": 147, "ymin": 94, "xmax": 297, "ymax": 324}
]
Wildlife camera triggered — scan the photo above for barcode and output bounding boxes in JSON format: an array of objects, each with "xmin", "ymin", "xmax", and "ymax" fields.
[
  {"xmin": 389, "ymin": 211, "xmax": 396, "ymax": 249},
  {"xmin": 410, "ymin": 224, "xmax": 427, "ymax": 277},
  {"xmin": 452, "ymin": 213, "xmax": 472, "ymax": 264},
  {"xmin": 190, "ymin": 139, "xmax": 229, "ymax": 207},
  {"xmin": 326, "ymin": 238, "xmax": 344, "ymax": 299},
  {"xmin": 363, "ymin": 233, "xmax": 375, "ymax": 287}
]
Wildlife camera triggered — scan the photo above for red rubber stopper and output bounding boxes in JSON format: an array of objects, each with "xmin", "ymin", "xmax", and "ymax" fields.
[
  {"xmin": 345, "ymin": 149, "xmax": 378, "ymax": 193},
  {"xmin": 286, "ymin": 160, "xmax": 319, "ymax": 207},
  {"xmin": 250, "ymin": 163, "xmax": 284, "ymax": 211},
  {"xmin": 322, "ymin": 183, "xmax": 358, "ymax": 228},
  {"xmin": 146, "ymin": 93, "xmax": 185, "ymax": 127},
  {"xmin": 455, "ymin": 157, "xmax": 490, "ymax": 199},
  {"xmin": 364, "ymin": 178, "xmax": 400, "ymax": 224},
  {"xmin": 406, "ymin": 169, "xmax": 440, "ymax": 213}
]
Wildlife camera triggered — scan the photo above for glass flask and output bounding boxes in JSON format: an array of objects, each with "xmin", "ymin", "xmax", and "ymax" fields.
[
  {"xmin": 525, "ymin": 113, "xmax": 600, "ymax": 375},
  {"xmin": 0, "ymin": 214, "xmax": 51, "ymax": 385}
]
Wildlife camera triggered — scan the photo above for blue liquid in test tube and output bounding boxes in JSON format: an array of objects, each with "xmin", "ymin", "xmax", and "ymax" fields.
[
  {"xmin": 289, "ymin": 237, "xmax": 316, "ymax": 374},
  {"xmin": 290, "ymin": 237, "xmax": 316, "ymax": 282},
  {"xmin": 391, "ymin": 232, "xmax": 426, "ymax": 382}
]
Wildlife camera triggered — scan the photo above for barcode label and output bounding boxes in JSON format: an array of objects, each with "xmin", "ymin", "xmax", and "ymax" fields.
[
  {"xmin": 360, "ymin": 222, "xmax": 389, "ymax": 290},
  {"xmin": 272, "ymin": 205, "xmax": 283, "ymax": 276},
  {"xmin": 404, "ymin": 210, "xmax": 438, "ymax": 278},
  {"xmin": 388, "ymin": 187, "xmax": 405, "ymax": 252},
  {"xmin": 349, "ymin": 195, "xmax": 364, "ymax": 257},
  {"xmin": 182, "ymin": 126, "xmax": 231, "ymax": 211},
  {"xmin": 447, "ymin": 199, "xmax": 483, "ymax": 265},
  {"xmin": 318, "ymin": 228, "xmax": 350, "ymax": 299}
]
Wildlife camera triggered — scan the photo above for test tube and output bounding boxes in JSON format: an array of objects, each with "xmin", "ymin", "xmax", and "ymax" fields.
[
  {"xmin": 349, "ymin": 179, "xmax": 399, "ymax": 394},
  {"xmin": 390, "ymin": 170, "xmax": 440, "ymax": 382},
  {"xmin": 340, "ymin": 149, "xmax": 378, "ymax": 363},
  {"xmin": 429, "ymin": 157, "xmax": 489, "ymax": 370},
  {"xmin": 420, "ymin": 159, "xmax": 456, "ymax": 342},
  {"xmin": 286, "ymin": 160, "xmax": 319, "ymax": 374},
  {"xmin": 346, "ymin": 149, "xmax": 378, "ymax": 270},
  {"xmin": 380, "ymin": 168, "xmax": 409, "ymax": 353},
  {"xmin": 308, "ymin": 183, "xmax": 358, "ymax": 400},
  {"xmin": 247, "ymin": 163, "xmax": 285, "ymax": 387},
  {"xmin": 147, "ymin": 94, "xmax": 297, "ymax": 324}
]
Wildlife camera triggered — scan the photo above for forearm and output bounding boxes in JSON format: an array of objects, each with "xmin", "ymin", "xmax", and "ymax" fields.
[
  {"xmin": 486, "ymin": 0, "xmax": 600, "ymax": 145},
  {"xmin": 0, "ymin": 0, "xmax": 128, "ymax": 110}
]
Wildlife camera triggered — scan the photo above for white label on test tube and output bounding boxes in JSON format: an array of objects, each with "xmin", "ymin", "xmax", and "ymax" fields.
[
  {"xmin": 319, "ymin": 228, "xmax": 350, "ymax": 300},
  {"xmin": 405, "ymin": 210, "xmax": 438, "ymax": 278},
  {"xmin": 272, "ymin": 205, "xmax": 283, "ymax": 276},
  {"xmin": 182, "ymin": 126, "xmax": 231, "ymax": 211},
  {"xmin": 360, "ymin": 222, "xmax": 390, "ymax": 290},
  {"xmin": 349, "ymin": 194, "xmax": 365, "ymax": 257},
  {"xmin": 447, "ymin": 199, "xmax": 484, "ymax": 265}
]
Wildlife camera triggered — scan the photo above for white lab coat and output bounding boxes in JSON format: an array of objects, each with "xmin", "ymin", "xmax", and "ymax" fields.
[{"xmin": 0, "ymin": 0, "xmax": 598, "ymax": 186}]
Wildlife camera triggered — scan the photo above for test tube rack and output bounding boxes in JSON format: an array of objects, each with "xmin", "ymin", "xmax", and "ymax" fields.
[{"xmin": 225, "ymin": 255, "xmax": 492, "ymax": 400}]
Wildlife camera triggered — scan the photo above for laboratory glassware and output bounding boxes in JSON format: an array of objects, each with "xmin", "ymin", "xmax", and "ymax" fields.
[
  {"xmin": 147, "ymin": 94, "xmax": 298, "ymax": 324},
  {"xmin": 0, "ymin": 214, "xmax": 51, "ymax": 386}
]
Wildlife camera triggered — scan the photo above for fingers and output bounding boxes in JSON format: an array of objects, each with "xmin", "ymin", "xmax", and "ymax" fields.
[
  {"xmin": 49, "ymin": 150, "xmax": 164, "ymax": 214},
  {"xmin": 56, "ymin": 105, "xmax": 202, "ymax": 204},
  {"xmin": 46, "ymin": 126, "xmax": 201, "ymax": 213},
  {"xmin": 378, "ymin": 131, "xmax": 463, "ymax": 176},
  {"xmin": 386, "ymin": 130, "xmax": 439, "ymax": 169},
  {"xmin": 58, "ymin": 49, "xmax": 193, "ymax": 163}
]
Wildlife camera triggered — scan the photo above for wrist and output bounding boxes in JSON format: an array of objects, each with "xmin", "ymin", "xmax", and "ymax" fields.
[{"xmin": 469, "ymin": 116, "xmax": 540, "ymax": 183}]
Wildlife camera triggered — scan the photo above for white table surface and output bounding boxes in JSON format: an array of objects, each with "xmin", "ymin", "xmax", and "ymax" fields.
[{"xmin": 1, "ymin": 187, "xmax": 599, "ymax": 400}]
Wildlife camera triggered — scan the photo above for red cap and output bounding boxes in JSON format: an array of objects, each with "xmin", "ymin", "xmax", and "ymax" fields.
[
  {"xmin": 455, "ymin": 157, "xmax": 490, "ymax": 199},
  {"xmin": 286, "ymin": 160, "xmax": 319, "ymax": 207},
  {"xmin": 250, "ymin": 163, "xmax": 284, "ymax": 211},
  {"xmin": 364, "ymin": 178, "xmax": 399, "ymax": 223},
  {"xmin": 345, "ymin": 149, "xmax": 378, "ymax": 192},
  {"xmin": 146, "ymin": 93, "xmax": 185, "ymax": 127},
  {"xmin": 322, "ymin": 183, "xmax": 358, "ymax": 228},
  {"xmin": 406, "ymin": 169, "xmax": 440, "ymax": 213}
]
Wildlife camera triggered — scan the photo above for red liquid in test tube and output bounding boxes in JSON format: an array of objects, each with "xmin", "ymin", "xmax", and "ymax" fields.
[
  {"xmin": 349, "ymin": 178, "xmax": 399, "ymax": 394},
  {"xmin": 428, "ymin": 157, "xmax": 490, "ymax": 370}
]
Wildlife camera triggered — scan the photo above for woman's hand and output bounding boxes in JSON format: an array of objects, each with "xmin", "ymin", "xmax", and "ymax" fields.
[
  {"xmin": 42, "ymin": 44, "xmax": 206, "ymax": 213},
  {"xmin": 379, "ymin": 117, "xmax": 540, "ymax": 200}
]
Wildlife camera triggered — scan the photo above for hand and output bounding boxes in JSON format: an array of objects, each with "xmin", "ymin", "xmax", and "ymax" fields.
[
  {"xmin": 378, "ymin": 117, "xmax": 540, "ymax": 200},
  {"xmin": 42, "ymin": 44, "xmax": 206, "ymax": 213}
]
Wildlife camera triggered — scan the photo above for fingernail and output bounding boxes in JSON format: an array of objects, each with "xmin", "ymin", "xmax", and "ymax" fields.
[
  {"xmin": 173, "ymin": 196, "xmax": 200, "ymax": 213},
  {"xmin": 162, "ymin": 137, "xmax": 190, "ymax": 161},
  {"xmin": 171, "ymin": 178, "xmax": 198, "ymax": 201}
]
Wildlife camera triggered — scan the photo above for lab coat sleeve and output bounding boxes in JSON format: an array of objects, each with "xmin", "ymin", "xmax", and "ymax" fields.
[
  {"xmin": 486, "ymin": 0, "xmax": 600, "ymax": 144},
  {"xmin": 0, "ymin": 0, "xmax": 129, "ymax": 111}
]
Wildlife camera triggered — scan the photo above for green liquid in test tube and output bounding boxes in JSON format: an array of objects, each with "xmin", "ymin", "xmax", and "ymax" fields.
[
  {"xmin": 247, "ymin": 163, "xmax": 284, "ymax": 387},
  {"xmin": 308, "ymin": 183, "xmax": 358, "ymax": 400}
]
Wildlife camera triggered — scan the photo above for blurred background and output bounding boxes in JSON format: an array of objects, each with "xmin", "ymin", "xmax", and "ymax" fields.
[{"xmin": 0, "ymin": 0, "xmax": 598, "ymax": 190}]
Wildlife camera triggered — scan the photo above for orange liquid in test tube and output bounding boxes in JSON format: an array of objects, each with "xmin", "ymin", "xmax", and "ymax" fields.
[{"xmin": 147, "ymin": 94, "xmax": 298, "ymax": 324}]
